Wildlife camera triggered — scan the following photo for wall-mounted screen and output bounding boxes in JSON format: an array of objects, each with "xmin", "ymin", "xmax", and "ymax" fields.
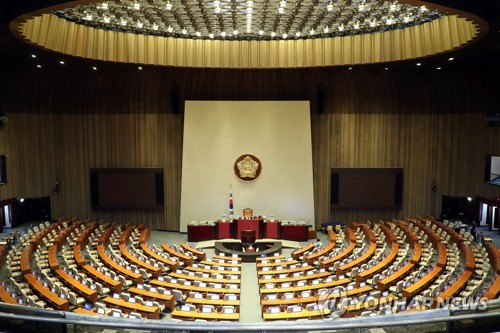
[
  {"xmin": 90, "ymin": 168, "xmax": 164, "ymax": 211},
  {"xmin": 331, "ymin": 168, "xmax": 403, "ymax": 210},
  {"xmin": 0, "ymin": 155, "xmax": 6, "ymax": 185},
  {"xmin": 485, "ymin": 154, "xmax": 500, "ymax": 186}
]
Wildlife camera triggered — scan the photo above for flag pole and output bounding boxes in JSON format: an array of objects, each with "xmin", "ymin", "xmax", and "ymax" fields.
[{"xmin": 229, "ymin": 184, "xmax": 234, "ymax": 221}]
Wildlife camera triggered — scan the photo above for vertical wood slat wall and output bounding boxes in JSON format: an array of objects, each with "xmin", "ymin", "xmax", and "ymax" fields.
[{"xmin": 0, "ymin": 66, "xmax": 499, "ymax": 230}]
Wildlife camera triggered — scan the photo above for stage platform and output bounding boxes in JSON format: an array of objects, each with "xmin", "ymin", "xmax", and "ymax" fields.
[{"xmin": 195, "ymin": 238, "xmax": 301, "ymax": 249}]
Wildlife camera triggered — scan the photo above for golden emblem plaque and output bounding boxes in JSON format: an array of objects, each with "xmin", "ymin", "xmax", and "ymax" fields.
[{"xmin": 234, "ymin": 154, "xmax": 262, "ymax": 181}]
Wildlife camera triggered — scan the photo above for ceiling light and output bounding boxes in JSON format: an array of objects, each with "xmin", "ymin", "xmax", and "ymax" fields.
[
  {"xmin": 31, "ymin": 54, "xmax": 37, "ymax": 58},
  {"xmin": 92, "ymin": 66, "xmax": 97, "ymax": 70},
  {"xmin": 384, "ymin": 67, "xmax": 389, "ymax": 70},
  {"xmin": 416, "ymin": 62, "xmax": 422, "ymax": 66},
  {"xmin": 59, "ymin": 61, "xmax": 65, "ymax": 65},
  {"xmin": 138, "ymin": 66, "xmax": 143, "ymax": 70},
  {"xmin": 436, "ymin": 67, "xmax": 442, "ymax": 70},
  {"xmin": 36, "ymin": 64, "xmax": 42, "ymax": 68},
  {"xmin": 448, "ymin": 57, "xmax": 454, "ymax": 61}
]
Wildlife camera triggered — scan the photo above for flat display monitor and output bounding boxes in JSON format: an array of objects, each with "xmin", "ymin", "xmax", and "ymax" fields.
[{"xmin": 90, "ymin": 168, "xmax": 164, "ymax": 211}]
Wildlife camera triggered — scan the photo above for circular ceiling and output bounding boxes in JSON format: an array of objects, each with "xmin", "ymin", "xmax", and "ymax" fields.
[
  {"xmin": 11, "ymin": 0, "xmax": 486, "ymax": 68},
  {"xmin": 52, "ymin": 0, "xmax": 443, "ymax": 41}
]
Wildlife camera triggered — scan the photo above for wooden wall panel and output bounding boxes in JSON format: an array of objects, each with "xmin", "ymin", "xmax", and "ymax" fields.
[{"xmin": 0, "ymin": 64, "xmax": 499, "ymax": 230}]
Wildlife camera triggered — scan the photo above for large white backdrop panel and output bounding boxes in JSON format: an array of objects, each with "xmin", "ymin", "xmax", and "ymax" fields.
[{"xmin": 180, "ymin": 101, "xmax": 315, "ymax": 232}]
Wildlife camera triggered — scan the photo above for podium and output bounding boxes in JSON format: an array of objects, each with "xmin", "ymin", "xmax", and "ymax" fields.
[
  {"xmin": 234, "ymin": 219, "xmax": 264, "ymax": 239},
  {"xmin": 265, "ymin": 220, "xmax": 280, "ymax": 239},
  {"xmin": 215, "ymin": 220, "xmax": 232, "ymax": 239},
  {"xmin": 241, "ymin": 230, "xmax": 256, "ymax": 244}
]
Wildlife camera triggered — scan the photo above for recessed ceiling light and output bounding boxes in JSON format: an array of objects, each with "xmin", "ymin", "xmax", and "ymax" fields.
[
  {"xmin": 36, "ymin": 64, "xmax": 42, "ymax": 68},
  {"xmin": 436, "ymin": 67, "xmax": 442, "ymax": 70},
  {"xmin": 384, "ymin": 67, "xmax": 389, "ymax": 70},
  {"xmin": 31, "ymin": 54, "xmax": 37, "ymax": 58},
  {"xmin": 448, "ymin": 57, "xmax": 454, "ymax": 61},
  {"xmin": 59, "ymin": 61, "xmax": 65, "ymax": 65},
  {"xmin": 348, "ymin": 67, "xmax": 352, "ymax": 70},
  {"xmin": 138, "ymin": 66, "xmax": 143, "ymax": 70},
  {"xmin": 416, "ymin": 63, "xmax": 422, "ymax": 66},
  {"xmin": 92, "ymin": 66, "xmax": 97, "ymax": 70}
]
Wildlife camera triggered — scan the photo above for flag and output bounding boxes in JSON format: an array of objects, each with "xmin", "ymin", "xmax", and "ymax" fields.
[{"xmin": 229, "ymin": 185, "xmax": 234, "ymax": 219}]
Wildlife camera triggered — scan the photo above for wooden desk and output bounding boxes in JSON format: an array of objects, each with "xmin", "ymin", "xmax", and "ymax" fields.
[
  {"xmin": 410, "ymin": 243, "xmax": 422, "ymax": 264},
  {"xmin": 484, "ymin": 275, "xmax": 500, "ymax": 300},
  {"xmin": 186, "ymin": 266, "xmax": 241, "ymax": 276},
  {"xmin": 258, "ymin": 271, "xmax": 331, "ymax": 285},
  {"xmin": 75, "ymin": 223, "xmax": 97, "ymax": 246},
  {"xmin": 377, "ymin": 262, "xmax": 415, "ymax": 291},
  {"xmin": 261, "ymin": 285, "xmax": 372, "ymax": 310},
  {"xmin": 343, "ymin": 294, "xmax": 397, "ymax": 318},
  {"xmin": 257, "ymin": 260, "xmax": 298, "ymax": 268},
  {"xmin": 460, "ymin": 242, "xmax": 476, "ymax": 272},
  {"xmin": 402, "ymin": 266, "xmax": 442, "ymax": 298},
  {"xmin": 201, "ymin": 259, "xmax": 241, "ymax": 268},
  {"xmin": 55, "ymin": 268, "xmax": 98, "ymax": 303},
  {"xmin": 436, "ymin": 243, "xmax": 447, "ymax": 268},
  {"xmin": 356, "ymin": 242, "xmax": 399, "ymax": 286},
  {"xmin": 73, "ymin": 307, "xmax": 99, "ymax": 315},
  {"xmin": 432, "ymin": 270, "xmax": 472, "ymax": 307},
  {"xmin": 337, "ymin": 242, "xmax": 377, "ymax": 275},
  {"xmin": 161, "ymin": 244, "xmax": 193, "ymax": 266},
  {"xmin": 97, "ymin": 244, "xmax": 143, "ymax": 283},
  {"xmin": 320, "ymin": 242, "xmax": 356, "ymax": 269},
  {"xmin": 103, "ymin": 296, "xmax": 159, "ymax": 319},
  {"xmin": 327, "ymin": 228, "xmax": 337, "ymax": 243},
  {"xmin": 73, "ymin": 244, "xmax": 87, "ymax": 266},
  {"xmin": 119, "ymin": 243, "xmax": 162, "ymax": 277},
  {"xmin": 24, "ymin": 273, "xmax": 70, "ymax": 311},
  {"xmin": 234, "ymin": 218, "xmax": 264, "ymax": 239},
  {"xmin": 0, "ymin": 284, "xmax": 19, "ymax": 305},
  {"xmin": 171, "ymin": 309, "xmax": 239, "ymax": 321},
  {"xmin": 170, "ymin": 272, "xmax": 240, "ymax": 285},
  {"xmin": 485, "ymin": 243, "xmax": 500, "ymax": 275},
  {"xmin": 128, "ymin": 286, "xmax": 174, "ymax": 310},
  {"xmin": 20, "ymin": 245, "xmax": 33, "ymax": 275},
  {"xmin": 181, "ymin": 243, "xmax": 206, "ymax": 261},
  {"xmin": 82, "ymin": 264, "xmax": 122, "ymax": 293},
  {"xmin": 139, "ymin": 228, "xmax": 150, "ymax": 244},
  {"xmin": 291, "ymin": 243, "xmax": 315, "ymax": 260},
  {"xmin": 48, "ymin": 244, "xmax": 60, "ymax": 270},
  {"xmin": 259, "ymin": 278, "xmax": 351, "ymax": 295},
  {"xmin": 257, "ymin": 264, "xmax": 313, "ymax": 276},
  {"xmin": 184, "ymin": 296, "xmax": 239, "ymax": 308},
  {"xmin": 281, "ymin": 224, "xmax": 309, "ymax": 241},
  {"xmin": 150, "ymin": 279, "xmax": 241, "ymax": 294},
  {"xmin": 256, "ymin": 255, "xmax": 285, "ymax": 262},
  {"xmin": 392, "ymin": 221, "xmax": 417, "ymax": 248},
  {"xmin": 187, "ymin": 224, "xmax": 216, "ymax": 242},
  {"xmin": 140, "ymin": 243, "xmax": 178, "ymax": 271},
  {"xmin": 263, "ymin": 308, "xmax": 329, "ymax": 321},
  {"xmin": 305, "ymin": 242, "xmax": 336, "ymax": 265}
]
